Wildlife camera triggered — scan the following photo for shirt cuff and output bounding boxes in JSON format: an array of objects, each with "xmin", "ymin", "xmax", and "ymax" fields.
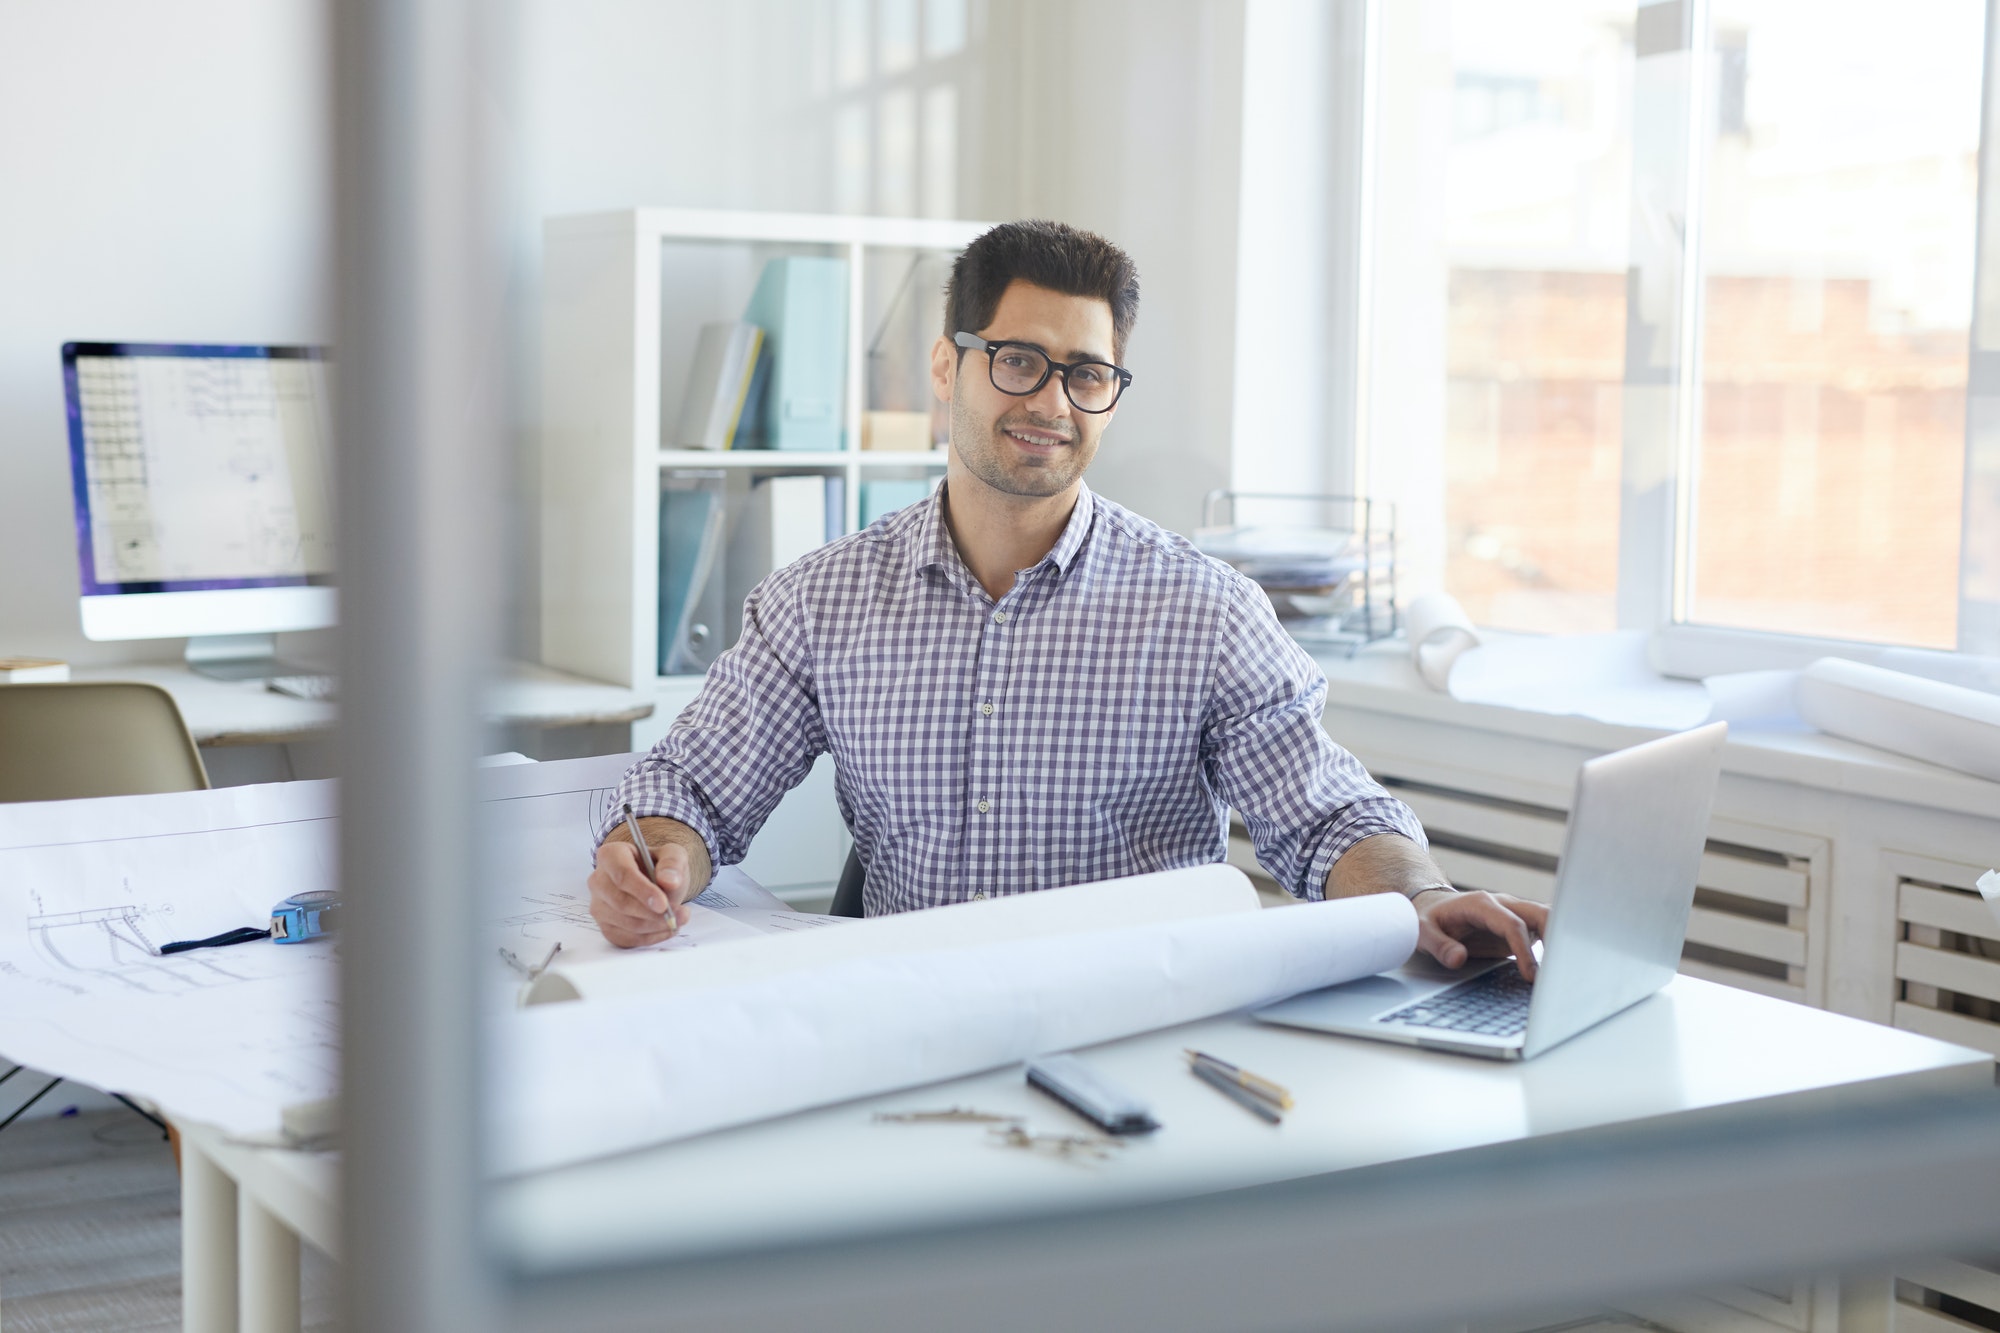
[
  {"xmin": 598, "ymin": 775, "xmax": 725, "ymax": 874},
  {"xmin": 1300, "ymin": 796, "xmax": 1429, "ymax": 902}
]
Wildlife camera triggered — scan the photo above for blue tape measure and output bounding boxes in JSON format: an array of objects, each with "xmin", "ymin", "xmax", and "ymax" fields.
[{"xmin": 270, "ymin": 890, "xmax": 341, "ymax": 944}]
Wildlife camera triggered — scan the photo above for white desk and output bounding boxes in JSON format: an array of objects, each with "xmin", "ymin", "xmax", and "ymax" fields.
[
  {"xmin": 494, "ymin": 974, "xmax": 1991, "ymax": 1271},
  {"xmin": 171, "ymin": 974, "xmax": 1992, "ymax": 1332},
  {"xmin": 72, "ymin": 660, "xmax": 653, "ymax": 751},
  {"xmin": 175, "ymin": 1120, "xmax": 337, "ymax": 1333}
]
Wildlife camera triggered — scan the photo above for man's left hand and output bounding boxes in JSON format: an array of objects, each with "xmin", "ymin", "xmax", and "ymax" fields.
[{"xmin": 1412, "ymin": 889, "xmax": 1548, "ymax": 980}]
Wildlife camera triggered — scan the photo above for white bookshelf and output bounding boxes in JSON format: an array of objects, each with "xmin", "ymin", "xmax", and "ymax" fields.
[{"xmin": 539, "ymin": 207, "xmax": 987, "ymax": 693}]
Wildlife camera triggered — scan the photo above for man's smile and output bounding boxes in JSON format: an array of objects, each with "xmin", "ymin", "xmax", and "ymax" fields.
[{"xmin": 1001, "ymin": 422, "xmax": 1073, "ymax": 450}]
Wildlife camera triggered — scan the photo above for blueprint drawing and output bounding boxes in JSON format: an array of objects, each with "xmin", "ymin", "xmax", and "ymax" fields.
[{"xmin": 0, "ymin": 753, "xmax": 822, "ymax": 1139}]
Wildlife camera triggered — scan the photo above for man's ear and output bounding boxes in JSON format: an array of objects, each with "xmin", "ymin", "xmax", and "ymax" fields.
[{"xmin": 929, "ymin": 335, "xmax": 956, "ymax": 404}]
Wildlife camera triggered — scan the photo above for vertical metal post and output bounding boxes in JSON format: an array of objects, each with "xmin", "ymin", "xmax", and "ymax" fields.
[
  {"xmin": 1960, "ymin": 0, "xmax": 2000, "ymax": 654},
  {"xmin": 333, "ymin": 0, "xmax": 501, "ymax": 1328}
]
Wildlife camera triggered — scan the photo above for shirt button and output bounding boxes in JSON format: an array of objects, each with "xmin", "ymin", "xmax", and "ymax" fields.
[
  {"xmin": 973, "ymin": 892, "xmax": 988, "ymax": 901},
  {"xmin": 976, "ymin": 798, "xmax": 990, "ymax": 813},
  {"xmin": 992, "ymin": 610, "xmax": 1008, "ymax": 624},
  {"xmin": 981, "ymin": 702, "xmax": 994, "ymax": 717}
]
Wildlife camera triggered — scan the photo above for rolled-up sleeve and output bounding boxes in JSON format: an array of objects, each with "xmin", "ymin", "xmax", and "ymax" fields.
[
  {"xmin": 602, "ymin": 567, "xmax": 830, "ymax": 869},
  {"xmin": 1201, "ymin": 574, "xmax": 1426, "ymax": 900}
]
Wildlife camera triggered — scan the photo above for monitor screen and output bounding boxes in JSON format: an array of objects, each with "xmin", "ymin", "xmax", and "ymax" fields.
[{"xmin": 64, "ymin": 342, "xmax": 336, "ymax": 597}]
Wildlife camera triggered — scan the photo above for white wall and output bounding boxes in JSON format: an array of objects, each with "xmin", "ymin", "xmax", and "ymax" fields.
[
  {"xmin": 499, "ymin": 0, "xmax": 858, "ymax": 652},
  {"xmin": 0, "ymin": 0, "xmax": 1271, "ymax": 665},
  {"xmin": 0, "ymin": 0, "xmax": 332, "ymax": 666},
  {"xmin": 504, "ymin": 0, "xmax": 1253, "ymax": 641},
  {"xmin": 974, "ymin": 1, "xmax": 1247, "ymax": 537}
]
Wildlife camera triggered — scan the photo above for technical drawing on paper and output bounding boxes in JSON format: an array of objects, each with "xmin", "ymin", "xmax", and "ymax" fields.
[
  {"xmin": 584, "ymin": 784, "xmax": 620, "ymax": 842},
  {"xmin": 226, "ymin": 997, "xmax": 342, "ymax": 1099},
  {"xmin": 498, "ymin": 891, "xmax": 598, "ymax": 941},
  {"xmin": 26, "ymin": 901, "xmax": 271, "ymax": 996},
  {"xmin": 73, "ymin": 353, "xmax": 335, "ymax": 583}
]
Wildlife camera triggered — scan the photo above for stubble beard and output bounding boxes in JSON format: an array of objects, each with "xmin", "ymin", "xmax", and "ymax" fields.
[{"xmin": 949, "ymin": 389, "xmax": 1093, "ymax": 500}]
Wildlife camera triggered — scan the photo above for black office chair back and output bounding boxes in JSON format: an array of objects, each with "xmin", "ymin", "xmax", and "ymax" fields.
[{"xmin": 830, "ymin": 845, "xmax": 866, "ymax": 917}]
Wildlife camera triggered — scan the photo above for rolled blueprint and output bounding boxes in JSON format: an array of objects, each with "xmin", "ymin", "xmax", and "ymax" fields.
[
  {"xmin": 1796, "ymin": 657, "xmax": 2000, "ymax": 783},
  {"xmin": 1405, "ymin": 591, "xmax": 1481, "ymax": 691},
  {"xmin": 492, "ymin": 882, "xmax": 1417, "ymax": 1174},
  {"xmin": 527, "ymin": 863, "xmax": 1262, "ymax": 1004}
]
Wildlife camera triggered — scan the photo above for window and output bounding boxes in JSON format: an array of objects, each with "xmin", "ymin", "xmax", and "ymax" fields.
[
  {"xmin": 1437, "ymin": 2, "xmax": 1637, "ymax": 634},
  {"xmin": 1688, "ymin": 1, "xmax": 1981, "ymax": 649},
  {"xmin": 1371, "ymin": 0, "xmax": 1995, "ymax": 658},
  {"xmin": 814, "ymin": 0, "xmax": 972, "ymax": 220}
]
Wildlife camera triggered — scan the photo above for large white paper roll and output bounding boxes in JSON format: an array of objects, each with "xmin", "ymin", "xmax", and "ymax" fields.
[
  {"xmin": 493, "ymin": 883, "xmax": 1417, "ymax": 1174},
  {"xmin": 1405, "ymin": 592, "xmax": 1482, "ymax": 691},
  {"xmin": 527, "ymin": 863, "xmax": 1263, "ymax": 1004},
  {"xmin": 1796, "ymin": 658, "xmax": 2000, "ymax": 783}
]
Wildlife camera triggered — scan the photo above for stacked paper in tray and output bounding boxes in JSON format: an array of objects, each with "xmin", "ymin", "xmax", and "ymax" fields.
[
  {"xmin": 1193, "ymin": 525, "xmax": 1364, "ymax": 592},
  {"xmin": 492, "ymin": 868, "xmax": 1417, "ymax": 1174}
]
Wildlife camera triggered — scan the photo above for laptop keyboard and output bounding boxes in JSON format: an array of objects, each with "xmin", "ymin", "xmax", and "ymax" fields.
[{"xmin": 1380, "ymin": 966, "xmax": 1533, "ymax": 1038}]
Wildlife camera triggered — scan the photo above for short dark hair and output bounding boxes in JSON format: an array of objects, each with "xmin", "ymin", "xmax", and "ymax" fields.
[{"xmin": 944, "ymin": 219, "xmax": 1140, "ymax": 363}]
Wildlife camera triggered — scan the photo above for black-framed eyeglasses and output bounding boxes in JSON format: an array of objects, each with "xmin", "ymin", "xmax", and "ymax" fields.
[{"xmin": 953, "ymin": 331, "xmax": 1133, "ymax": 414}]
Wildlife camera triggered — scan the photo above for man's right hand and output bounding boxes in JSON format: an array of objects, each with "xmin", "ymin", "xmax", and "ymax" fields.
[{"xmin": 588, "ymin": 837, "xmax": 695, "ymax": 949}]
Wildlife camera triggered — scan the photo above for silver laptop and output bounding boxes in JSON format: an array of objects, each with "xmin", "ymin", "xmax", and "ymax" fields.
[{"xmin": 1255, "ymin": 722, "xmax": 1728, "ymax": 1061}]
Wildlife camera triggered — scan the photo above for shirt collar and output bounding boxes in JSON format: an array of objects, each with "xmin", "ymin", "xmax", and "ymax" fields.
[{"xmin": 913, "ymin": 480, "xmax": 1097, "ymax": 589}]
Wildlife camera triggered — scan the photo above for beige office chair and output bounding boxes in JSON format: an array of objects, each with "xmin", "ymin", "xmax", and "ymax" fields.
[
  {"xmin": 0, "ymin": 680, "xmax": 209, "ymax": 802},
  {"xmin": 0, "ymin": 681, "xmax": 208, "ymax": 1140}
]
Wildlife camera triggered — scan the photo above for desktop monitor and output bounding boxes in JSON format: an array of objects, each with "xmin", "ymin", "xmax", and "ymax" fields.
[{"xmin": 62, "ymin": 342, "xmax": 337, "ymax": 678}]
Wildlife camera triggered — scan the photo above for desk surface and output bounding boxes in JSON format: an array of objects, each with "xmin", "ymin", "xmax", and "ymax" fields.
[
  {"xmin": 72, "ymin": 660, "xmax": 653, "ymax": 747},
  {"xmin": 491, "ymin": 973, "xmax": 1990, "ymax": 1275}
]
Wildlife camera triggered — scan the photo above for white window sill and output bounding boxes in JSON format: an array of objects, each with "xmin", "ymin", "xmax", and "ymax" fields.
[{"xmin": 1312, "ymin": 638, "xmax": 2000, "ymax": 822}]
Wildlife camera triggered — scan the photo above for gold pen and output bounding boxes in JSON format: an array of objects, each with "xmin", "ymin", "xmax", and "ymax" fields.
[{"xmin": 1183, "ymin": 1049, "xmax": 1295, "ymax": 1111}]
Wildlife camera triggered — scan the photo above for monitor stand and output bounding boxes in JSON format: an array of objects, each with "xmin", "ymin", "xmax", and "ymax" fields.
[{"xmin": 185, "ymin": 633, "xmax": 286, "ymax": 681}]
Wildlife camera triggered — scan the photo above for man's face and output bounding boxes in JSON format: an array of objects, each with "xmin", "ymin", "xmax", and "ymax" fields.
[{"xmin": 932, "ymin": 280, "xmax": 1121, "ymax": 501}]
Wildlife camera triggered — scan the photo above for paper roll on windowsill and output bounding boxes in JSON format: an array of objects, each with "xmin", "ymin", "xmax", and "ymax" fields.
[
  {"xmin": 1796, "ymin": 657, "xmax": 2000, "ymax": 784},
  {"xmin": 1405, "ymin": 592, "xmax": 1481, "ymax": 691}
]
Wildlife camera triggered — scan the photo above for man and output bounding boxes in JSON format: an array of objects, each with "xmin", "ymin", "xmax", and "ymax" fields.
[{"xmin": 589, "ymin": 219, "xmax": 1546, "ymax": 976}]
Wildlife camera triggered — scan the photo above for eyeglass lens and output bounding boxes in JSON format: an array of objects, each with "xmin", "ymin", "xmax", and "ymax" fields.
[{"xmin": 988, "ymin": 344, "xmax": 1122, "ymax": 412}]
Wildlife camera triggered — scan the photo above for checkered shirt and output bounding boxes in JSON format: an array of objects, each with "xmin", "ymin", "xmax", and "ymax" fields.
[{"xmin": 606, "ymin": 481, "xmax": 1425, "ymax": 915}]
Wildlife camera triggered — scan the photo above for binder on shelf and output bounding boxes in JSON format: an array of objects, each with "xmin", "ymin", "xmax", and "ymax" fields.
[
  {"xmin": 659, "ymin": 478, "xmax": 729, "ymax": 675},
  {"xmin": 824, "ymin": 474, "xmax": 847, "ymax": 544},
  {"xmin": 725, "ymin": 474, "xmax": 838, "ymax": 646},
  {"xmin": 860, "ymin": 478, "xmax": 934, "ymax": 528},
  {"xmin": 732, "ymin": 338, "xmax": 774, "ymax": 447},
  {"xmin": 672, "ymin": 322, "xmax": 764, "ymax": 450},
  {"xmin": 740, "ymin": 256, "xmax": 848, "ymax": 451}
]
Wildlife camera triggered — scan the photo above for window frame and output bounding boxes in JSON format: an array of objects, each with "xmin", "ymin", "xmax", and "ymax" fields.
[
  {"xmin": 1623, "ymin": 0, "xmax": 2000, "ymax": 670},
  {"xmin": 1366, "ymin": 0, "xmax": 2000, "ymax": 671}
]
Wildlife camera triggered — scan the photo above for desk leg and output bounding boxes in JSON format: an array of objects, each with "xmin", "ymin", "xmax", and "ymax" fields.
[
  {"xmin": 181, "ymin": 1138, "xmax": 238, "ymax": 1333},
  {"xmin": 239, "ymin": 1194, "xmax": 302, "ymax": 1333}
]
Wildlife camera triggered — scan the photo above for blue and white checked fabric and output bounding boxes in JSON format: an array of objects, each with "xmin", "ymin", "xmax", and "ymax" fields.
[{"xmin": 606, "ymin": 481, "xmax": 1425, "ymax": 915}]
